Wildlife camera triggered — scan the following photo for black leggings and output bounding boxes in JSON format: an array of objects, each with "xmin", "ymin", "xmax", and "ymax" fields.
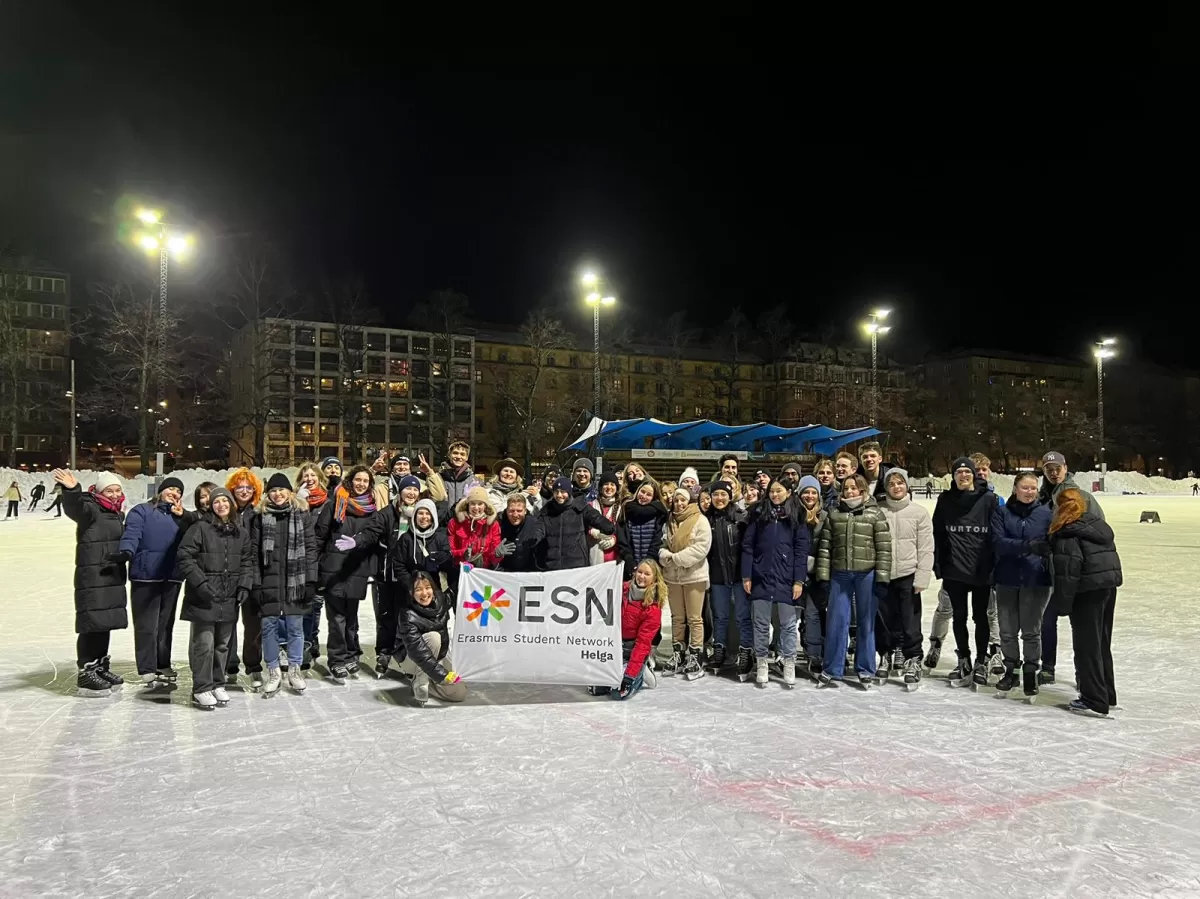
[
  {"xmin": 945, "ymin": 579, "xmax": 990, "ymax": 661},
  {"xmin": 77, "ymin": 631, "xmax": 112, "ymax": 668}
]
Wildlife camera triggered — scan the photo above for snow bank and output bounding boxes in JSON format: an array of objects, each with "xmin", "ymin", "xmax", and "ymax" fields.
[
  {"xmin": 1, "ymin": 466, "xmax": 300, "ymax": 512},
  {"xmin": 912, "ymin": 470, "xmax": 1198, "ymax": 497}
]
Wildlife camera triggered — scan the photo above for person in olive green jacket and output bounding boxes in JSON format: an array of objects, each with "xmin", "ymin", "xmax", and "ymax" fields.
[{"xmin": 815, "ymin": 474, "xmax": 891, "ymax": 688}]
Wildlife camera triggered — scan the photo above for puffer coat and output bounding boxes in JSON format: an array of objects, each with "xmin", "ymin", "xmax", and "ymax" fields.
[
  {"xmin": 178, "ymin": 516, "xmax": 258, "ymax": 624},
  {"xmin": 537, "ymin": 497, "xmax": 615, "ymax": 571},
  {"xmin": 658, "ymin": 508, "xmax": 712, "ymax": 587},
  {"xmin": 252, "ymin": 498, "xmax": 319, "ymax": 617},
  {"xmin": 314, "ymin": 501, "xmax": 378, "ymax": 603},
  {"xmin": 398, "ymin": 584, "xmax": 454, "ymax": 682},
  {"xmin": 706, "ymin": 505, "xmax": 747, "ymax": 586},
  {"xmin": 1049, "ymin": 495, "xmax": 1122, "ymax": 614},
  {"xmin": 741, "ymin": 506, "xmax": 808, "ymax": 603},
  {"xmin": 991, "ymin": 499, "xmax": 1052, "ymax": 588},
  {"xmin": 879, "ymin": 496, "xmax": 934, "ymax": 590},
  {"xmin": 815, "ymin": 498, "xmax": 892, "ymax": 583},
  {"xmin": 119, "ymin": 501, "xmax": 186, "ymax": 582},
  {"xmin": 62, "ymin": 486, "xmax": 128, "ymax": 634},
  {"xmin": 622, "ymin": 500, "xmax": 667, "ymax": 565}
]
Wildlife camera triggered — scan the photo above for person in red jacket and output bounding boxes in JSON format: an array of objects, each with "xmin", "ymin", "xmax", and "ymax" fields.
[
  {"xmin": 590, "ymin": 559, "xmax": 667, "ymax": 700},
  {"xmin": 447, "ymin": 486, "xmax": 502, "ymax": 570}
]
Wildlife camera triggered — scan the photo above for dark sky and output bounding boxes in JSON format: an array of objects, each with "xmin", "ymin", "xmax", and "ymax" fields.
[{"xmin": 2, "ymin": 5, "xmax": 1196, "ymax": 369}]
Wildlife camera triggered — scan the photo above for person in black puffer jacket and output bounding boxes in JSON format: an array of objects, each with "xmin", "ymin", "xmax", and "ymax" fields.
[
  {"xmin": 536, "ymin": 477, "xmax": 615, "ymax": 571},
  {"xmin": 620, "ymin": 480, "xmax": 668, "ymax": 566},
  {"xmin": 399, "ymin": 498, "xmax": 456, "ymax": 598},
  {"xmin": 315, "ymin": 466, "xmax": 380, "ymax": 680},
  {"xmin": 397, "ymin": 571, "xmax": 467, "ymax": 705},
  {"xmin": 252, "ymin": 475, "xmax": 318, "ymax": 695},
  {"xmin": 57, "ymin": 469, "xmax": 128, "ymax": 697},
  {"xmin": 497, "ymin": 493, "xmax": 544, "ymax": 573},
  {"xmin": 178, "ymin": 487, "xmax": 257, "ymax": 707},
  {"xmin": 1047, "ymin": 487, "xmax": 1123, "ymax": 718},
  {"xmin": 705, "ymin": 480, "xmax": 749, "ymax": 670}
]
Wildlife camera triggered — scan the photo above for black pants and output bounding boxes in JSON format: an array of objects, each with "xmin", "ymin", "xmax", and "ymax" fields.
[
  {"xmin": 375, "ymin": 582, "xmax": 404, "ymax": 657},
  {"xmin": 189, "ymin": 621, "xmax": 234, "ymax": 695},
  {"xmin": 45, "ymin": 496, "xmax": 62, "ymax": 516},
  {"xmin": 226, "ymin": 600, "xmax": 264, "ymax": 675},
  {"xmin": 1069, "ymin": 588, "xmax": 1117, "ymax": 714},
  {"xmin": 945, "ymin": 579, "xmax": 990, "ymax": 661},
  {"xmin": 130, "ymin": 582, "xmax": 181, "ymax": 675},
  {"xmin": 28, "ymin": 498, "xmax": 40, "ymax": 511},
  {"xmin": 876, "ymin": 574, "xmax": 923, "ymax": 659},
  {"xmin": 326, "ymin": 596, "xmax": 362, "ymax": 667},
  {"xmin": 5, "ymin": 500, "xmax": 17, "ymax": 519},
  {"xmin": 77, "ymin": 631, "xmax": 111, "ymax": 668}
]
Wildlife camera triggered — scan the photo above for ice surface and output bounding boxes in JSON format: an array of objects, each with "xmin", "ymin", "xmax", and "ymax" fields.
[{"xmin": 2, "ymin": 496, "xmax": 1200, "ymax": 897}]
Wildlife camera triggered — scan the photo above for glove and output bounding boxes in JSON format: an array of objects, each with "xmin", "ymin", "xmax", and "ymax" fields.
[
  {"xmin": 1028, "ymin": 539, "xmax": 1052, "ymax": 558},
  {"xmin": 296, "ymin": 486, "xmax": 310, "ymax": 500},
  {"xmin": 425, "ymin": 556, "xmax": 442, "ymax": 573},
  {"xmin": 614, "ymin": 672, "xmax": 644, "ymax": 700},
  {"xmin": 106, "ymin": 550, "xmax": 132, "ymax": 564},
  {"xmin": 305, "ymin": 583, "xmax": 317, "ymax": 603},
  {"xmin": 588, "ymin": 528, "xmax": 602, "ymax": 541},
  {"xmin": 335, "ymin": 535, "xmax": 357, "ymax": 552},
  {"xmin": 598, "ymin": 534, "xmax": 617, "ymax": 551},
  {"xmin": 494, "ymin": 540, "xmax": 516, "ymax": 559},
  {"xmin": 461, "ymin": 563, "xmax": 473, "ymax": 573},
  {"xmin": 443, "ymin": 671, "xmax": 462, "ymax": 685},
  {"xmin": 235, "ymin": 586, "xmax": 249, "ymax": 607}
]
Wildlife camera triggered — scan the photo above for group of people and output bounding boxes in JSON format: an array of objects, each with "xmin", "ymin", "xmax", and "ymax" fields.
[
  {"xmin": 55, "ymin": 437, "xmax": 1123, "ymax": 718},
  {"xmin": 5, "ymin": 478, "xmax": 65, "ymax": 519}
]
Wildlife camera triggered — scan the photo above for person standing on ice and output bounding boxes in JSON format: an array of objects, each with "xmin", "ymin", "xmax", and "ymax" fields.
[
  {"xmin": 448, "ymin": 486, "xmax": 502, "ymax": 570},
  {"xmin": 659, "ymin": 486, "xmax": 712, "ymax": 680},
  {"xmin": 1046, "ymin": 487, "xmax": 1122, "ymax": 717},
  {"xmin": 876, "ymin": 469, "xmax": 933, "ymax": 689},
  {"xmin": 705, "ymin": 480, "xmax": 751, "ymax": 678},
  {"xmin": 251, "ymin": 474, "xmax": 318, "ymax": 697},
  {"xmin": 588, "ymin": 472, "xmax": 631, "ymax": 576},
  {"xmin": 990, "ymin": 472, "xmax": 1053, "ymax": 701},
  {"xmin": 178, "ymin": 487, "xmax": 257, "ymax": 709},
  {"xmin": 814, "ymin": 459, "xmax": 840, "ymax": 512},
  {"xmin": 28, "ymin": 481, "xmax": 45, "ymax": 511},
  {"xmin": 5, "ymin": 480, "xmax": 22, "ymax": 519},
  {"xmin": 741, "ymin": 478, "xmax": 808, "ymax": 688},
  {"xmin": 223, "ymin": 468, "xmax": 264, "ymax": 686},
  {"xmin": 797, "ymin": 477, "xmax": 829, "ymax": 680},
  {"xmin": 620, "ymin": 480, "xmax": 668, "ymax": 566},
  {"xmin": 44, "ymin": 480, "xmax": 64, "ymax": 517},
  {"xmin": 570, "ymin": 458, "xmax": 598, "ymax": 502},
  {"xmin": 55, "ymin": 469, "xmax": 128, "ymax": 697},
  {"xmin": 536, "ymin": 477, "xmax": 616, "ymax": 571},
  {"xmin": 437, "ymin": 441, "xmax": 482, "ymax": 513},
  {"xmin": 858, "ymin": 441, "xmax": 893, "ymax": 502},
  {"xmin": 815, "ymin": 474, "xmax": 891, "ymax": 689},
  {"xmin": 1036, "ymin": 450, "xmax": 1104, "ymax": 686},
  {"xmin": 116, "ymin": 476, "xmax": 191, "ymax": 686},
  {"xmin": 932, "ymin": 457, "xmax": 1000, "ymax": 689}
]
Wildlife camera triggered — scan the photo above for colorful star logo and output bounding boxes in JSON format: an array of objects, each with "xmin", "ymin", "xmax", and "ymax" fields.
[{"xmin": 465, "ymin": 584, "xmax": 509, "ymax": 627}]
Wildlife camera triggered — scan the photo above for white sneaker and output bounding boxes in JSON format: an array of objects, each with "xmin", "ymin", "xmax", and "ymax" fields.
[
  {"xmin": 193, "ymin": 691, "xmax": 217, "ymax": 710},
  {"xmin": 212, "ymin": 686, "xmax": 230, "ymax": 704},
  {"xmin": 287, "ymin": 669, "xmax": 306, "ymax": 692},
  {"xmin": 263, "ymin": 668, "xmax": 282, "ymax": 695},
  {"xmin": 412, "ymin": 673, "xmax": 430, "ymax": 705}
]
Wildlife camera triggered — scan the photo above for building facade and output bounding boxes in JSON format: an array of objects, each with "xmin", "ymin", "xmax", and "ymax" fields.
[
  {"xmin": 228, "ymin": 318, "xmax": 475, "ymax": 468},
  {"xmin": 0, "ymin": 261, "xmax": 71, "ymax": 466}
]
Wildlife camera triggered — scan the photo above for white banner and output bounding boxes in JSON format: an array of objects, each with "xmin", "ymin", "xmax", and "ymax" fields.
[
  {"xmin": 454, "ymin": 562, "xmax": 624, "ymax": 687},
  {"xmin": 630, "ymin": 449, "xmax": 749, "ymax": 460}
]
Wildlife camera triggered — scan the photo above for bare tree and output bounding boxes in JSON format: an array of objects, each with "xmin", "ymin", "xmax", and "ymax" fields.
[
  {"xmin": 317, "ymin": 277, "xmax": 381, "ymax": 466},
  {"xmin": 490, "ymin": 309, "xmax": 575, "ymax": 474},
  {"xmin": 660, "ymin": 311, "xmax": 698, "ymax": 418},
  {"xmin": 755, "ymin": 303, "xmax": 800, "ymax": 422},
  {"xmin": 409, "ymin": 289, "xmax": 470, "ymax": 462},
  {"xmin": 712, "ymin": 306, "xmax": 751, "ymax": 422}
]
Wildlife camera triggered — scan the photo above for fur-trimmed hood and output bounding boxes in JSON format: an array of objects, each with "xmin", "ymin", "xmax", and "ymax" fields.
[
  {"xmin": 455, "ymin": 486, "xmax": 497, "ymax": 524},
  {"xmin": 225, "ymin": 468, "xmax": 264, "ymax": 509}
]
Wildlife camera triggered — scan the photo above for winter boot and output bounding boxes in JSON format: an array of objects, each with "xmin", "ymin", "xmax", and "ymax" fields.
[
  {"xmin": 708, "ymin": 643, "xmax": 727, "ymax": 670},
  {"xmin": 287, "ymin": 668, "xmax": 306, "ymax": 693},
  {"xmin": 781, "ymin": 655, "xmax": 796, "ymax": 688},
  {"xmin": 903, "ymin": 656, "xmax": 922, "ymax": 691},
  {"xmin": 994, "ymin": 662, "xmax": 1018, "ymax": 695},
  {"xmin": 193, "ymin": 691, "xmax": 218, "ymax": 710},
  {"xmin": 988, "ymin": 643, "xmax": 1005, "ymax": 677},
  {"xmin": 755, "ymin": 656, "xmax": 769, "ymax": 688},
  {"xmin": 971, "ymin": 660, "xmax": 990, "ymax": 690},
  {"xmin": 1022, "ymin": 664, "xmax": 1039, "ymax": 703},
  {"xmin": 77, "ymin": 661, "xmax": 112, "ymax": 698},
  {"xmin": 96, "ymin": 656, "xmax": 124, "ymax": 691},
  {"xmin": 682, "ymin": 646, "xmax": 705, "ymax": 681},
  {"xmin": 1038, "ymin": 667, "xmax": 1055, "ymax": 686},
  {"xmin": 736, "ymin": 647, "xmax": 754, "ymax": 682},
  {"xmin": 923, "ymin": 638, "xmax": 943, "ymax": 671},
  {"xmin": 262, "ymin": 667, "xmax": 282, "ymax": 697},
  {"xmin": 662, "ymin": 642, "xmax": 683, "ymax": 677},
  {"xmin": 948, "ymin": 655, "xmax": 973, "ymax": 687}
]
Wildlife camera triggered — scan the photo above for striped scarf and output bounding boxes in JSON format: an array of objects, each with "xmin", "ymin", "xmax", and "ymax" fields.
[{"xmin": 333, "ymin": 486, "xmax": 377, "ymax": 523}]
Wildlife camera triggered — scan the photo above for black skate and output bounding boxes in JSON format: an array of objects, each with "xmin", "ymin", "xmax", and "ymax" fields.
[
  {"xmin": 988, "ymin": 643, "xmax": 1005, "ymax": 677},
  {"xmin": 948, "ymin": 656, "xmax": 973, "ymax": 688},
  {"xmin": 923, "ymin": 638, "xmax": 942, "ymax": 672},
  {"xmin": 971, "ymin": 661, "xmax": 990, "ymax": 691},
  {"xmin": 855, "ymin": 673, "xmax": 872, "ymax": 691},
  {"xmin": 1038, "ymin": 667, "xmax": 1055, "ymax": 686},
  {"xmin": 1022, "ymin": 665, "xmax": 1039, "ymax": 704},
  {"xmin": 374, "ymin": 653, "xmax": 391, "ymax": 679},
  {"xmin": 874, "ymin": 652, "xmax": 891, "ymax": 686},
  {"xmin": 661, "ymin": 643, "xmax": 683, "ymax": 678},
  {"xmin": 994, "ymin": 662, "xmax": 1018, "ymax": 697},
  {"xmin": 77, "ymin": 661, "xmax": 113, "ymax": 698},
  {"xmin": 806, "ymin": 657, "xmax": 824, "ymax": 682},
  {"xmin": 347, "ymin": 659, "xmax": 361, "ymax": 677},
  {"xmin": 815, "ymin": 671, "xmax": 839, "ymax": 689},
  {"xmin": 682, "ymin": 647, "xmax": 706, "ymax": 681},
  {"xmin": 96, "ymin": 656, "xmax": 124, "ymax": 692},
  {"xmin": 903, "ymin": 657, "xmax": 922, "ymax": 692},
  {"xmin": 329, "ymin": 664, "xmax": 349, "ymax": 685},
  {"xmin": 735, "ymin": 647, "xmax": 754, "ymax": 683},
  {"xmin": 706, "ymin": 643, "xmax": 727, "ymax": 673}
]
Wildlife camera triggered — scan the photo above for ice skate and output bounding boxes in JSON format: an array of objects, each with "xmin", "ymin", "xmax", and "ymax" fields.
[
  {"xmin": 806, "ymin": 658, "xmax": 824, "ymax": 682},
  {"xmin": 971, "ymin": 661, "xmax": 990, "ymax": 692},
  {"xmin": 755, "ymin": 656, "xmax": 769, "ymax": 689},
  {"xmin": 587, "ymin": 685, "xmax": 612, "ymax": 696},
  {"xmin": 735, "ymin": 647, "xmax": 754, "ymax": 682},
  {"xmin": 706, "ymin": 643, "xmax": 726, "ymax": 673},
  {"xmin": 923, "ymin": 638, "xmax": 942, "ymax": 672},
  {"xmin": 902, "ymin": 657, "xmax": 922, "ymax": 691},
  {"xmin": 225, "ymin": 672, "xmax": 240, "ymax": 685},
  {"xmin": 661, "ymin": 643, "xmax": 683, "ymax": 678},
  {"xmin": 780, "ymin": 655, "xmax": 796, "ymax": 689},
  {"xmin": 77, "ymin": 661, "xmax": 113, "ymax": 698},
  {"xmin": 156, "ymin": 666, "xmax": 178, "ymax": 683},
  {"xmin": 212, "ymin": 686, "xmax": 230, "ymax": 706},
  {"xmin": 278, "ymin": 648, "xmax": 289, "ymax": 672},
  {"xmin": 1022, "ymin": 665, "xmax": 1039, "ymax": 704},
  {"xmin": 412, "ymin": 673, "xmax": 430, "ymax": 706},
  {"xmin": 855, "ymin": 673, "xmax": 872, "ymax": 691},
  {"xmin": 140, "ymin": 672, "xmax": 161, "ymax": 688},
  {"xmin": 329, "ymin": 664, "xmax": 348, "ymax": 685},
  {"xmin": 96, "ymin": 656, "xmax": 124, "ymax": 692},
  {"xmin": 193, "ymin": 690, "xmax": 218, "ymax": 711},
  {"xmin": 262, "ymin": 667, "xmax": 282, "ymax": 697},
  {"xmin": 250, "ymin": 671, "xmax": 265, "ymax": 692},
  {"xmin": 1038, "ymin": 667, "xmax": 1055, "ymax": 686},
  {"xmin": 347, "ymin": 659, "xmax": 361, "ymax": 677},
  {"xmin": 641, "ymin": 662, "xmax": 657, "ymax": 691},
  {"xmin": 994, "ymin": 662, "xmax": 1018, "ymax": 697},
  {"xmin": 287, "ymin": 669, "xmax": 306, "ymax": 693},
  {"xmin": 948, "ymin": 656, "xmax": 973, "ymax": 688},
  {"xmin": 682, "ymin": 647, "xmax": 706, "ymax": 681},
  {"xmin": 1068, "ymin": 699, "xmax": 1110, "ymax": 719},
  {"xmin": 874, "ymin": 652, "xmax": 890, "ymax": 686},
  {"xmin": 815, "ymin": 671, "xmax": 838, "ymax": 689},
  {"xmin": 988, "ymin": 643, "xmax": 1005, "ymax": 677},
  {"xmin": 374, "ymin": 653, "xmax": 391, "ymax": 679}
]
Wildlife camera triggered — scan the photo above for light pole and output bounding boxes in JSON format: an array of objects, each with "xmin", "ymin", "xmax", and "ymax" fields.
[
  {"xmin": 134, "ymin": 209, "xmax": 193, "ymax": 474},
  {"xmin": 863, "ymin": 309, "xmax": 892, "ymax": 427},
  {"xmin": 1094, "ymin": 337, "xmax": 1116, "ymax": 490},
  {"xmin": 66, "ymin": 358, "xmax": 76, "ymax": 469},
  {"xmin": 582, "ymin": 271, "xmax": 615, "ymax": 421}
]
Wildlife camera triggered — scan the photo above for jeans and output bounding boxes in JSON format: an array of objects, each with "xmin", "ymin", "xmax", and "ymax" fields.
[
  {"xmin": 994, "ymin": 585, "xmax": 1052, "ymax": 668},
  {"xmin": 1042, "ymin": 603, "xmax": 1060, "ymax": 671},
  {"xmin": 1069, "ymin": 588, "xmax": 1117, "ymax": 715},
  {"xmin": 824, "ymin": 570, "xmax": 877, "ymax": 679},
  {"xmin": 262, "ymin": 615, "xmax": 304, "ymax": 671},
  {"xmin": 802, "ymin": 582, "xmax": 829, "ymax": 665},
  {"xmin": 77, "ymin": 631, "xmax": 111, "ymax": 668},
  {"xmin": 710, "ymin": 582, "xmax": 752, "ymax": 651},
  {"xmin": 667, "ymin": 582, "xmax": 706, "ymax": 649},
  {"xmin": 130, "ymin": 581, "xmax": 181, "ymax": 675},
  {"xmin": 876, "ymin": 574, "xmax": 923, "ymax": 659},
  {"xmin": 944, "ymin": 579, "xmax": 991, "ymax": 662},
  {"xmin": 753, "ymin": 600, "xmax": 796, "ymax": 658},
  {"xmin": 189, "ymin": 621, "xmax": 234, "ymax": 694}
]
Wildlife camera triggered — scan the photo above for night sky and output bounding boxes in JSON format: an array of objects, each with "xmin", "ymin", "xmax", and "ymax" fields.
[{"xmin": 3, "ymin": 5, "xmax": 1195, "ymax": 368}]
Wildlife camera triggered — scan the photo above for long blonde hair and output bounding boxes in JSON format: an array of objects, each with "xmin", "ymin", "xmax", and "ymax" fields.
[
  {"xmin": 296, "ymin": 462, "xmax": 328, "ymax": 490},
  {"xmin": 658, "ymin": 480, "xmax": 677, "ymax": 504},
  {"xmin": 632, "ymin": 559, "xmax": 668, "ymax": 608}
]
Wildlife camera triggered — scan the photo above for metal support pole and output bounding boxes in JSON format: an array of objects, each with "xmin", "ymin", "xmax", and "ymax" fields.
[
  {"xmin": 870, "ymin": 331, "xmax": 878, "ymax": 427},
  {"xmin": 1097, "ymin": 352, "xmax": 1105, "ymax": 491},
  {"xmin": 69, "ymin": 358, "xmax": 76, "ymax": 469},
  {"xmin": 156, "ymin": 242, "xmax": 168, "ymax": 451},
  {"xmin": 592, "ymin": 302, "xmax": 601, "ymax": 421}
]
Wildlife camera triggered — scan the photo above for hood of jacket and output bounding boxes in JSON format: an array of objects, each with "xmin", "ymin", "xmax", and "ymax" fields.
[
  {"xmin": 413, "ymin": 498, "xmax": 440, "ymax": 535},
  {"xmin": 455, "ymin": 486, "xmax": 497, "ymax": 523}
]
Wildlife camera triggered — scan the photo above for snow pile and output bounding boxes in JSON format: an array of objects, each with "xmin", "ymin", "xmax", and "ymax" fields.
[
  {"xmin": 1, "ymin": 466, "xmax": 300, "ymax": 511},
  {"xmin": 913, "ymin": 470, "xmax": 1197, "ymax": 497}
]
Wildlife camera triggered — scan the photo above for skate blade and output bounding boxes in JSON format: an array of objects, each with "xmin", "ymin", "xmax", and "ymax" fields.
[
  {"xmin": 737, "ymin": 673, "xmax": 752, "ymax": 682},
  {"xmin": 904, "ymin": 682, "xmax": 921, "ymax": 692},
  {"xmin": 215, "ymin": 701, "xmax": 230, "ymax": 707},
  {"xmin": 193, "ymin": 703, "xmax": 217, "ymax": 711},
  {"xmin": 684, "ymin": 670, "xmax": 706, "ymax": 681},
  {"xmin": 77, "ymin": 687, "xmax": 114, "ymax": 698},
  {"xmin": 781, "ymin": 682, "xmax": 795, "ymax": 690},
  {"xmin": 994, "ymin": 690, "xmax": 1011, "ymax": 699},
  {"xmin": 1069, "ymin": 706, "xmax": 1111, "ymax": 719}
]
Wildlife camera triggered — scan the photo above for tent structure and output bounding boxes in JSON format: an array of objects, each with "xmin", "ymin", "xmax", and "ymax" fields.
[{"xmin": 567, "ymin": 417, "xmax": 880, "ymax": 456}]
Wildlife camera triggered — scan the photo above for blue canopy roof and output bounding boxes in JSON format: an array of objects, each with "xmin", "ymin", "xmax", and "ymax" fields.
[{"xmin": 567, "ymin": 418, "xmax": 880, "ymax": 455}]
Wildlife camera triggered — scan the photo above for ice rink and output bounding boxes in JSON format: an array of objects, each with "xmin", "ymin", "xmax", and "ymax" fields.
[{"xmin": 2, "ymin": 495, "xmax": 1199, "ymax": 898}]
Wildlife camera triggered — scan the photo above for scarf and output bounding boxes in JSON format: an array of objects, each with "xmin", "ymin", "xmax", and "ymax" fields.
[
  {"xmin": 333, "ymin": 485, "xmax": 377, "ymax": 523},
  {"xmin": 666, "ymin": 502, "xmax": 701, "ymax": 552},
  {"xmin": 883, "ymin": 495, "xmax": 910, "ymax": 513},
  {"xmin": 622, "ymin": 498, "xmax": 667, "ymax": 525},
  {"xmin": 842, "ymin": 496, "xmax": 865, "ymax": 510},
  {"xmin": 305, "ymin": 485, "xmax": 328, "ymax": 509},
  {"xmin": 261, "ymin": 502, "xmax": 307, "ymax": 603},
  {"xmin": 90, "ymin": 487, "xmax": 124, "ymax": 514},
  {"xmin": 629, "ymin": 584, "xmax": 646, "ymax": 606}
]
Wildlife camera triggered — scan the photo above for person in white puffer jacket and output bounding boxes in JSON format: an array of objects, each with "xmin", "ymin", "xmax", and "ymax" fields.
[{"xmin": 877, "ymin": 468, "xmax": 934, "ymax": 688}]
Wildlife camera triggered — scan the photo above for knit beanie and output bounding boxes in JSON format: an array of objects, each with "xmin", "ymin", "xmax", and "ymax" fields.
[
  {"xmin": 710, "ymin": 480, "xmax": 734, "ymax": 498},
  {"xmin": 95, "ymin": 472, "xmax": 122, "ymax": 492},
  {"xmin": 266, "ymin": 472, "xmax": 293, "ymax": 492},
  {"xmin": 672, "ymin": 487, "xmax": 693, "ymax": 505},
  {"xmin": 950, "ymin": 457, "xmax": 977, "ymax": 478},
  {"xmin": 552, "ymin": 476, "xmax": 573, "ymax": 494},
  {"xmin": 158, "ymin": 476, "xmax": 185, "ymax": 495},
  {"xmin": 598, "ymin": 470, "xmax": 620, "ymax": 490},
  {"xmin": 206, "ymin": 486, "xmax": 234, "ymax": 510},
  {"xmin": 396, "ymin": 475, "xmax": 421, "ymax": 493},
  {"xmin": 782, "ymin": 462, "xmax": 802, "ymax": 477},
  {"xmin": 572, "ymin": 458, "xmax": 595, "ymax": 476},
  {"xmin": 886, "ymin": 468, "xmax": 910, "ymax": 488},
  {"xmin": 320, "ymin": 456, "xmax": 342, "ymax": 471},
  {"xmin": 679, "ymin": 466, "xmax": 700, "ymax": 485},
  {"xmin": 797, "ymin": 475, "xmax": 820, "ymax": 495}
]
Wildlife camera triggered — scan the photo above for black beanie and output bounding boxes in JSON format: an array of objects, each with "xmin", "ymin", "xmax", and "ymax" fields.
[
  {"xmin": 158, "ymin": 476, "xmax": 185, "ymax": 495},
  {"xmin": 598, "ymin": 470, "xmax": 620, "ymax": 489},
  {"xmin": 951, "ymin": 457, "xmax": 977, "ymax": 479},
  {"xmin": 266, "ymin": 472, "xmax": 293, "ymax": 492}
]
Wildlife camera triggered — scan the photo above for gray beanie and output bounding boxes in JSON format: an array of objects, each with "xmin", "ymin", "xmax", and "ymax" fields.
[
  {"xmin": 886, "ymin": 468, "xmax": 910, "ymax": 488},
  {"xmin": 572, "ymin": 458, "xmax": 594, "ymax": 476}
]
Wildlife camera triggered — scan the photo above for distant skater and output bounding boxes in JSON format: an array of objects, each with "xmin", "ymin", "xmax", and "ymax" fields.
[
  {"xmin": 29, "ymin": 482, "xmax": 46, "ymax": 511},
  {"xmin": 1193, "ymin": 483, "xmax": 1198, "ymax": 497},
  {"xmin": 5, "ymin": 481, "xmax": 21, "ymax": 519}
]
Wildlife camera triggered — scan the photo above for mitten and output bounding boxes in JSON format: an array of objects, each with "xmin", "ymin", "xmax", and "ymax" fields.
[{"xmin": 106, "ymin": 550, "xmax": 132, "ymax": 564}]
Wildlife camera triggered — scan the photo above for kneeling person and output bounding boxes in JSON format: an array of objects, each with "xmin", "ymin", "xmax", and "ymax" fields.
[{"xmin": 398, "ymin": 572, "xmax": 467, "ymax": 705}]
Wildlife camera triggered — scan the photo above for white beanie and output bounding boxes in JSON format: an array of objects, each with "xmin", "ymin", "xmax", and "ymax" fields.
[
  {"xmin": 679, "ymin": 466, "xmax": 700, "ymax": 486},
  {"xmin": 95, "ymin": 472, "xmax": 122, "ymax": 492}
]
